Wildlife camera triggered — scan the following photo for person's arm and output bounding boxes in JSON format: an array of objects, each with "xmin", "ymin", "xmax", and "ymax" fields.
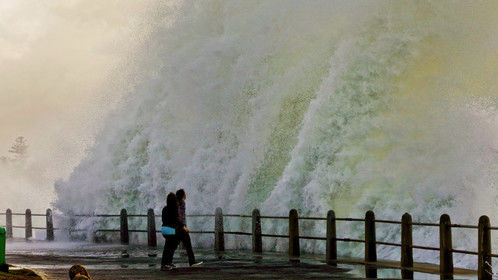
[
  {"xmin": 162, "ymin": 207, "xmax": 167, "ymax": 226},
  {"xmin": 176, "ymin": 216, "xmax": 186, "ymax": 230}
]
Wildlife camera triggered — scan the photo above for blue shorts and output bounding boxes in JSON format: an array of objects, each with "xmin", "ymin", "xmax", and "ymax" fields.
[{"xmin": 161, "ymin": 226, "xmax": 176, "ymax": 236}]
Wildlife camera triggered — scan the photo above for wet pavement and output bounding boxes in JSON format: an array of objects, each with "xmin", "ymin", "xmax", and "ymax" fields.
[{"xmin": 5, "ymin": 240, "xmax": 474, "ymax": 279}]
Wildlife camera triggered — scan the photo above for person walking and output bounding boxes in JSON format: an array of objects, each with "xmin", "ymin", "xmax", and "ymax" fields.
[
  {"xmin": 161, "ymin": 192, "xmax": 202, "ymax": 270},
  {"xmin": 176, "ymin": 189, "xmax": 187, "ymax": 226},
  {"xmin": 176, "ymin": 189, "xmax": 187, "ymax": 252}
]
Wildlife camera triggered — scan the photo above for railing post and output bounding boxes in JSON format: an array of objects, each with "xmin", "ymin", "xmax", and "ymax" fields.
[
  {"xmin": 440, "ymin": 214, "xmax": 453, "ymax": 280},
  {"xmin": 478, "ymin": 215, "xmax": 492, "ymax": 280},
  {"xmin": 91, "ymin": 229, "xmax": 98, "ymax": 243},
  {"xmin": 365, "ymin": 210, "xmax": 377, "ymax": 278},
  {"xmin": 0, "ymin": 227, "xmax": 7, "ymax": 272},
  {"xmin": 252, "ymin": 209, "xmax": 262, "ymax": 253},
  {"xmin": 215, "ymin": 207, "xmax": 224, "ymax": 252},
  {"xmin": 147, "ymin": 209, "xmax": 157, "ymax": 248},
  {"xmin": 120, "ymin": 209, "xmax": 129, "ymax": 245},
  {"xmin": 401, "ymin": 213, "xmax": 413, "ymax": 279},
  {"xmin": 25, "ymin": 209, "xmax": 32, "ymax": 240},
  {"xmin": 5, "ymin": 209, "xmax": 12, "ymax": 238},
  {"xmin": 326, "ymin": 210, "xmax": 337, "ymax": 266},
  {"xmin": 46, "ymin": 209, "xmax": 54, "ymax": 241},
  {"xmin": 289, "ymin": 209, "xmax": 300, "ymax": 262},
  {"xmin": 68, "ymin": 212, "xmax": 75, "ymax": 239}
]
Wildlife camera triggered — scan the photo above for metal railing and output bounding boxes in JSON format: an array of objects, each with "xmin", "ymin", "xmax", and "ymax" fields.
[{"xmin": 1, "ymin": 208, "xmax": 494, "ymax": 280}]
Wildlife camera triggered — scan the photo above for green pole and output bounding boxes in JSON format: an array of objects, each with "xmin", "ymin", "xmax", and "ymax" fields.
[{"xmin": 0, "ymin": 227, "xmax": 7, "ymax": 272}]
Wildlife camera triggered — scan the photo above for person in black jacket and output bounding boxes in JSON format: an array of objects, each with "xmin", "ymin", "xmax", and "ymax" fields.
[
  {"xmin": 176, "ymin": 189, "xmax": 187, "ymax": 226},
  {"xmin": 161, "ymin": 192, "xmax": 201, "ymax": 270}
]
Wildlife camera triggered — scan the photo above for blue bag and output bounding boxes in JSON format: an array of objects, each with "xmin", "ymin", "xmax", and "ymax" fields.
[{"xmin": 161, "ymin": 226, "xmax": 176, "ymax": 236}]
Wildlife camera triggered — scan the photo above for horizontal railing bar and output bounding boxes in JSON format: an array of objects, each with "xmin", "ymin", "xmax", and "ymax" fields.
[
  {"xmin": 451, "ymin": 224, "xmax": 478, "ymax": 229},
  {"xmin": 153, "ymin": 230, "xmax": 215, "ymax": 234},
  {"xmin": 375, "ymin": 219, "xmax": 402, "ymax": 225},
  {"xmin": 223, "ymin": 214, "xmax": 252, "ymax": 218},
  {"xmin": 300, "ymin": 236, "xmax": 326, "ymax": 240},
  {"xmin": 72, "ymin": 214, "xmax": 121, "ymax": 217},
  {"xmin": 0, "ymin": 213, "xmax": 5, "ymax": 215},
  {"xmin": 299, "ymin": 217, "xmax": 327, "ymax": 221},
  {"xmin": 224, "ymin": 231, "xmax": 252, "ymax": 236},
  {"xmin": 452, "ymin": 249, "xmax": 478, "ymax": 255},
  {"xmin": 490, "ymin": 253, "xmax": 498, "ymax": 258},
  {"xmin": 336, "ymin": 238, "xmax": 365, "ymax": 243},
  {"xmin": 11, "ymin": 213, "xmax": 27, "ymax": 216},
  {"xmin": 92, "ymin": 214, "xmax": 121, "ymax": 217},
  {"xmin": 96, "ymin": 229, "xmax": 120, "ymax": 232},
  {"xmin": 55, "ymin": 213, "xmax": 218, "ymax": 218},
  {"xmin": 260, "ymin": 216, "xmax": 288, "ymax": 220},
  {"xmin": 31, "ymin": 214, "xmax": 47, "ymax": 217},
  {"xmin": 412, "ymin": 245, "xmax": 439, "ymax": 251},
  {"xmin": 261, "ymin": 233, "xmax": 289, "ymax": 238},
  {"xmin": 32, "ymin": 227, "xmax": 46, "ymax": 230},
  {"xmin": 489, "ymin": 227, "xmax": 498, "ymax": 231},
  {"xmin": 187, "ymin": 214, "xmax": 216, "ymax": 217},
  {"xmin": 128, "ymin": 215, "xmax": 147, "ymax": 217},
  {"xmin": 94, "ymin": 214, "xmax": 120, "ymax": 217},
  {"xmin": 411, "ymin": 222, "xmax": 439, "ymax": 227},
  {"xmin": 335, "ymin": 218, "xmax": 364, "ymax": 222},
  {"xmin": 11, "ymin": 226, "xmax": 25, "ymax": 229},
  {"xmin": 376, "ymin": 241, "xmax": 401, "ymax": 247},
  {"xmin": 129, "ymin": 229, "xmax": 147, "ymax": 233}
]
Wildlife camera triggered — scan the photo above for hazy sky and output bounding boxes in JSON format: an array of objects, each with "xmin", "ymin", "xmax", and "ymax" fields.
[{"xmin": 0, "ymin": 0, "xmax": 157, "ymax": 210}]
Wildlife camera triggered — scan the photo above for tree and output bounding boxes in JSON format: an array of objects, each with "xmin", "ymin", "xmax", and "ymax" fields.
[{"xmin": 9, "ymin": 136, "xmax": 28, "ymax": 159}]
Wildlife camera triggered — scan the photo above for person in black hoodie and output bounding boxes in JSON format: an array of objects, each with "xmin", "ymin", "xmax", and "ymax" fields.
[{"xmin": 161, "ymin": 192, "xmax": 201, "ymax": 270}]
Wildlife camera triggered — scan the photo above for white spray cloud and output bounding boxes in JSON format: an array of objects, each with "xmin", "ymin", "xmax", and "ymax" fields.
[
  {"xmin": 48, "ymin": 1, "xmax": 498, "ymax": 268},
  {"xmin": 0, "ymin": 0, "xmax": 173, "ymax": 212}
]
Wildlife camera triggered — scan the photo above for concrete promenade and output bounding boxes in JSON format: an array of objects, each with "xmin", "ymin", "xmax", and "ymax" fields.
[
  {"xmin": 5, "ymin": 240, "xmax": 473, "ymax": 279},
  {"xmin": 8, "ymin": 254, "xmax": 355, "ymax": 280}
]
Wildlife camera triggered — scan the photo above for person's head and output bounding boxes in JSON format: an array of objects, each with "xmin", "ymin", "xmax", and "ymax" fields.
[
  {"xmin": 69, "ymin": 264, "xmax": 92, "ymax": 280},
  {"xmin": 166, "ymin": 192, "xmax": 178, "ymax": 208},
  {"xmin": 176, "ymin": 189, "xmax": 186, "ymax": 201}
]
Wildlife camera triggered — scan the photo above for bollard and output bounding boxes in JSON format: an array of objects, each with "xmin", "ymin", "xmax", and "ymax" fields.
[
  {"xmin": 120, "ymin": 209, "xmax": 129, "ymax": 245},
  {"xmin": 401, "ymin": 213, "xmax": 413, "ymax": 279},
  {"xmin": 25, "ymin": 209, "xmax": 32, "ymax": 240},
  {"xmin": 478, "ymin": 215, "xmax": 491, "ymax": 280},
  {"xmin": 0, "ymin": 227, "xmax": 7, "ymax": 272},
  {"xmin": 326, "ymin": 210, "xmax": 337, "ymax": 266},
  {"xmin": 91, "ymin": 229, "xmax": 98, "ymax": 243},
  {"xmin": 252, "ymin": 209, "xmax": 262, "ymax": 253},
  {"xmin": 46, "ymin": 209, "xmax": 54, "ymax": 241},
  {"xmin": 364, "ymin": 210, "xmax": 377, "ymax": 278},
  {"xmin": 147, "ymin": 209, "xmax": 157, "ymax": 248},
  {"xmin": 215, "ymin": 207, "xmax": 225, "ymax": 252},
  {"xmin": 289, "ymin": 209, "xmax": 300, "ymax": 262},
  {"xmin": 5, "ymin": 209, "xmax": 12, "ymax": 239},
  {"xmin": 68, "ymin": 212, "xmax": 76, "ymax": 239},
  {"xmin": 440, "ymin": 214, "xmax": 453, "ymax": 280}
]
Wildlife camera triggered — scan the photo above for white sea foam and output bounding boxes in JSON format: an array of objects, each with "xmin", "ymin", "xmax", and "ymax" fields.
[{"xmin": 54, "ymin": 1, "xmax": 498, "ymax": 269}]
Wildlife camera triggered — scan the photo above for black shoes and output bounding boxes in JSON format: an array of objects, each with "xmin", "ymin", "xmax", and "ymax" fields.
[{"xmin": 160, "ymin": 264, "xmax": 176, "ymax": 271}]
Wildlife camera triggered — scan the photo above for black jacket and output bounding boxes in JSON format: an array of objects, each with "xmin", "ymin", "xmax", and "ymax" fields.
[{"xmin": 162, "ymin": 206, "xmax": 184, "ymax": 230}]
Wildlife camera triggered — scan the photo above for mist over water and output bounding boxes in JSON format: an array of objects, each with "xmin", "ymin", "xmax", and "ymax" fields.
[
  {"xmin": 0, "ymin": 0, "xmax": 164, "ymax": 212},
  {"xmin": 54, "ymin": 1, "xmax": 498, "ymax": 268}
]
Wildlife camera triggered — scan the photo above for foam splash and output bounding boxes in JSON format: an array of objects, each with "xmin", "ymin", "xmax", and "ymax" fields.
[{"xmin": 55, "ymin": 1, "xmax": 498, "ymax": 268}]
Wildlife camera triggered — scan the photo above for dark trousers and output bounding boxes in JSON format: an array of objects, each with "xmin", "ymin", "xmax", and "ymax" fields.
[{"xmin": 161, "ymin": 229, "xmax": 196, "ymax": 266}]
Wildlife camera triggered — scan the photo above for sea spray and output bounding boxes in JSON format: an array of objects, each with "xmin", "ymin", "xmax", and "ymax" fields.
[{"xmin": 55, "ymin": 1, "xmax": 498, "ymax": 269}]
